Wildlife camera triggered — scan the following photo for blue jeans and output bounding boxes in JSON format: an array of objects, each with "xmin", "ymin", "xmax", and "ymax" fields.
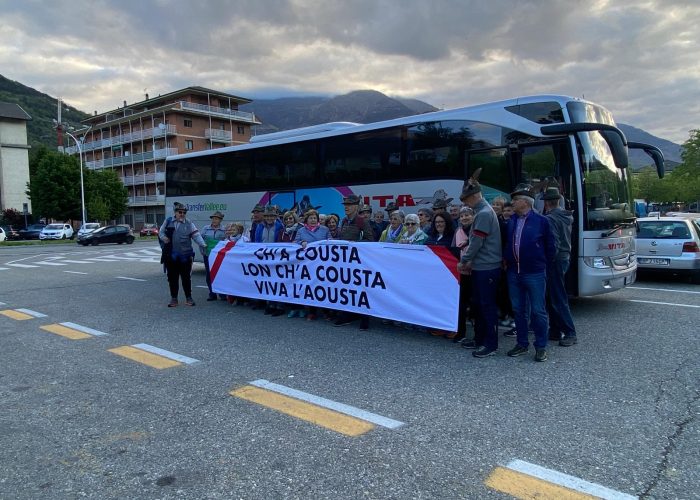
[
  {"xmin": 547, "ymin": 259, "xmax": 576, "ymax": 338},
  {"xmin": 471, "ymin": 268, "xmax": 501, "ymax": 350},
  {"xmin": 507, "ymin": 271, "xmax": 549, "ymax": 349}
]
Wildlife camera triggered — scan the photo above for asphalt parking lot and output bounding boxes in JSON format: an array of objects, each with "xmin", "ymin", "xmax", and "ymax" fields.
[{"xmin": 1, "ymin": 241, "xmax": 698, "ymax": 499}]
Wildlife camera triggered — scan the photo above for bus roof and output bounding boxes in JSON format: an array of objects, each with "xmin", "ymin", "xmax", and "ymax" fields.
[{"xmin": 168, "ymin": 94, "xmax": 596, "ymax": 162}]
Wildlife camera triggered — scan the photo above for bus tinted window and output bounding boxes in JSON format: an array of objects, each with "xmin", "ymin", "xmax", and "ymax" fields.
[
  {"xmin": 323, "ymin": 129, "xmax": 401, "ymax": 184},
  {"xmin": 468, "ymin": 149, "xmax": 510, "ymax": 200},
  {"xmin": 505, "ymin": 102, "xmax": 564, "ymax": 124},
  {"xmin": 214, "ymin": 151, "xmax": 253, "ymax": 193},
  {"xmin": 405, "ymin": 121, "xmax": 470, "ymax": 179},
  {"xmin": 255, "ymin": 142, "xmax": 316, "ymax": 190},
  {"xmin": 166, "ymin": 158, "xmax": 214, "ymax": 196}
]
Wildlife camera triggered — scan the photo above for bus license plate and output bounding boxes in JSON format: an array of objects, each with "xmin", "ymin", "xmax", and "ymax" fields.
[{"xmin": 639, "ymin": 258, "xmax": 669, "ymax": 265}]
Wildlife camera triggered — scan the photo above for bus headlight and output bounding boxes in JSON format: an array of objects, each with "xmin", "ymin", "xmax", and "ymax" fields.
[{"xmin": 584, "ymin": 256, "xmax": 612, "ymax": 269}]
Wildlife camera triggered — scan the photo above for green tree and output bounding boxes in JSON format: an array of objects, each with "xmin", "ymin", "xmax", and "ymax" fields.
[
  {"xmin": 27, "ymin": 149, "xmax": 81, "ymax": 221},
  {"xmin": 84, "ymin": 168, "xmax": 128, "ymax": 221},
  {"xmin": 673, "ymin": 129, "xmax": 700, "ymax": 204}
]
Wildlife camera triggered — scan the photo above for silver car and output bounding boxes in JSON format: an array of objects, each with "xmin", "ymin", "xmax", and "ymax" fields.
[{"xmin": 636, "ymin": 216, "xmax": 700, "ymax": 283}]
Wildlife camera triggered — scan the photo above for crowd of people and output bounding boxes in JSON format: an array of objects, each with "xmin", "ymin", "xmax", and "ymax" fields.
[{"xmin": 159, "ymin": 179, "xmax": 577, "ymax": 362}]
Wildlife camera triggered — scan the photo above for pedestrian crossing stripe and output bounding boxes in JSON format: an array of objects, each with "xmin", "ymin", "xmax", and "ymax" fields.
[
  {"xmin": 0, "ymin": 308, "xmax": 47, "ymax": 320},
  {"xmin": 108, "ymin": 344, "xmax": 198, "ymax": 369},
  {"xmin": 0, "ymin": 309, "xmax": 34, "ymax": 320},
  {"xmin": 40, "ymin": 324, "xmax": 93, "ymax": 340},
  {"xmin": 61, "ymin": 322, "xmax": 108, "ymax": 336},
  {"xmin": 485, "ymin": 459, "xmax": 637, "ymax": 500},
  {"xmin": 231, "ymin": 379, "xmax": 404, "ymax": 437}
]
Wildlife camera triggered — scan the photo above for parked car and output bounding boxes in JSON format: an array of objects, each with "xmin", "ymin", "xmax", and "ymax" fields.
[
  {"xmin": 19, "ymin": 223, "xmax": 46, "ymax": 240},
  {"xmin": 1, "ymin": 225, "xmax": 20, "ymax": 241},
  {"xmin": 77, "ymin": 223, "xmax": 101, "ymax": 238},
  {"xmin": 77, "ymin": 224, "xmax": 134, "ymax": 246},
  {"xmin": 140, "ymin": 223, "xmax": 159, "ymax": 237},
  {"xmin": 636, "ymin": 216, "xmax": 700, "ymax": 283},
  {"xmin": 0, "ymin": 227, "xmax": 5, "ymax": 242},
  {"xmin": 40, "ymin": 223, "xmax": 74, "ymax": 240}
]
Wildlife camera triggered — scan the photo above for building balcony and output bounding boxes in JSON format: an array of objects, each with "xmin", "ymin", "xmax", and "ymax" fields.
[
  {"xmin": 86, "ymin": 148, "xmax": 178, "ymax": 169},
  {"xmin": 122, "ymin": 172, "xmax": 166, "ymax": 186},
  {"xmin": 178, "ymin": 101, "xmax": 259, "ymax": 124},
  {"xmin": 65, "ymin": 124, "xmax": 177, "ymax": 154},
  {"xmin": 128, "ymin": 194, "xmax": 166, "ymax": 207},
  {"xmin": 205, "ymin": 128, "xmax": 233, "ymax": 143}
]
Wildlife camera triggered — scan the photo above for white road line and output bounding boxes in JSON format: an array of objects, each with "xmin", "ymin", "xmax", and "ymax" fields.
[
  {"xmin": 627, "ymin": 286, "xmax": 700, "ymax": 295},
  {"xmin": 505, "ymin": 459, "xmax": 637, "ymax": 499},
  {"xmin": 60, "ymin": 322, "xmax": 109, "ymax": 336},
  {"xmin": 86, "ymin": 258, "xmax": 122, "ymax": 262},
  {"xmin": 0, "ymin": 267, "xmax": 8, "ymax": 271},
  {"xmin": 34, "ymin": 261, "xmax": 67, "ymax": 266},
  {"xmin": 131, "ymin": 343, "xmax": 199, "ymax": 364},
  {"xmin": 8, "ymin": 263, "xmax": 39, "ymax": 268},
  {"xmin": 0, "ymin": 302, "xmax": 6, "ymax": 305},
  {"xmin": 195, "ymin": 285, "xmax": 209, "ymax": 289},
  {"xmin": 14, "ymin": 308, "xmax": 48, "ymax": 318},
  {"xmin": 61, "ymin": 260, "xmax": 94, "ymax": 264},
  {"xmin": 628, "ymin": 299, "xmax": 700, "ymax": 309},
  {"xmin": 116, "ymin": 276, "xmax": 147, "ymax": 282},
  {"xmin": 64, "ymin": 271, "xmax": 88, "ymax": 275},
  {"xmin": 250, "ymin": 379, "xmax": 405, "ymax": 429}
]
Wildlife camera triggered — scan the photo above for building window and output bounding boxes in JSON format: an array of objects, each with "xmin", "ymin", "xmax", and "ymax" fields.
[
  {"xmin": 237, "ymin": 126, "xmax": 245, "ymax": 134},
  {"xmin": 185, "ymin": 140, "xmax": 194, "ymax": 150},
  {"xmin": 184, "ymin": 119, "xmax": 193, "ymax": 128}
]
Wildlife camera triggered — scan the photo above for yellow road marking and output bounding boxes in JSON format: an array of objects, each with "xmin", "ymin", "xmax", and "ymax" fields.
[
  {"xmin": 0, "ymin": 309, "xmax": 34, "ymax": 321},
  {"xmin": 108, "ymin": 346, "xmax": 182, "ymax": 369},
  {"xmin": 40, "ymin": 324, "xmax": 92, "ymax": 340},
  {"xmin": 485, "ymin": 467, "xmax": 598, "ymax": 500},
  {"xmin": 231, "ymin": 385, "xmax": 375, "ymax": 437}
]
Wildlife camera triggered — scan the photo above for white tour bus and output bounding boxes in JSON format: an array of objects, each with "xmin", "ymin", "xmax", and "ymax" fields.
[{"xmin": 165, "ymin": 95, "xmax": 664, "ymax": 297}]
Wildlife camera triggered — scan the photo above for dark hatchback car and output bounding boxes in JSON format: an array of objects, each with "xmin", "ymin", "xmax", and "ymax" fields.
[
  {"xmin": 1, "ymin": 225, "xmax": 21, "ymax": 241},
  {"xmin": 77, "ymin": 224, "xmax": 135, "ymax": 246},
  {"xmin": 19, "ymin": 223, "xmax": 46, "ymax": 240}
]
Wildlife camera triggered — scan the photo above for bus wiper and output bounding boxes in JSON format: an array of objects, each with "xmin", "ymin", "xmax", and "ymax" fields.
[{"xmin": 601, "ymin": 222, "xmax": 635, "ymax": 238}]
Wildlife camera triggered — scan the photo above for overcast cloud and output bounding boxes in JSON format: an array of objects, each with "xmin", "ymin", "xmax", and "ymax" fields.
[{"xmin": 1, "ymin": 0, "xmax": 698, "ymax": 143}]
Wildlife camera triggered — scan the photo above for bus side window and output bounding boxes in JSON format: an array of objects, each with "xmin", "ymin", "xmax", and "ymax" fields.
[{"xmin": 468, "ymin": 149, "xmax": 510, "ymax": 199}]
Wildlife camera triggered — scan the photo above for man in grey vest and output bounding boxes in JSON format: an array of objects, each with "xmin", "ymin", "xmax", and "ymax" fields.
[{"xmin": 159, "ymin": 202, "xmax": 207, "ymax": 307}]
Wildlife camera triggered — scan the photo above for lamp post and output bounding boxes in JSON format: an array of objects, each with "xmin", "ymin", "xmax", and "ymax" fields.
[{"xmin": 65, "ymin": 130, "xmax": 87, "ymax": 225}]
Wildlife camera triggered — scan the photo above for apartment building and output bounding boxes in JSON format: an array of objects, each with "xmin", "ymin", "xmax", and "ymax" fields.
[
  {"xmin": 0, "ymin": 102, "xmax": 32, "ymax": 213},
  {"xmin": 66, "ymin": 86, "xmax": 260, "ymax": 228}
]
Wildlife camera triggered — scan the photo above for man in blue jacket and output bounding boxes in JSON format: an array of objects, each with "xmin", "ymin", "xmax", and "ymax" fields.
[{"xmin": 503, "ymin": 184, "xmax": 556, "ymax": 362}]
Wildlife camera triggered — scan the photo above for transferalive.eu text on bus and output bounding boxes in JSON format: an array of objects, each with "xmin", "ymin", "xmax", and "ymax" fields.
[{"xmin": 165, "ymin": 94, "xmax": 664, "ymax": 297}]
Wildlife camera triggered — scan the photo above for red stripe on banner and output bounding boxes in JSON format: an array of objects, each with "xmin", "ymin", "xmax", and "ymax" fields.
[
  {"xmin": 210, "ymin": 241, "xmax": 236, "ymax": 282},
  {"xmin": 427, "ymin": 245, "xmax": 460, "ymax": 282}
]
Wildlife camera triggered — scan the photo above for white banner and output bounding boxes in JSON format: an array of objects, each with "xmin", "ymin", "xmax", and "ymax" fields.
[{"xmin": 210, "ymin": 240, "xmax": 460, "ymax": 331}]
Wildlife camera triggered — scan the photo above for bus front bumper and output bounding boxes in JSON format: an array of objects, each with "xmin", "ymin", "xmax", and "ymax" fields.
[{"xmin": 578, "ymin": 259, "xmax": 636, "ymax": 297}]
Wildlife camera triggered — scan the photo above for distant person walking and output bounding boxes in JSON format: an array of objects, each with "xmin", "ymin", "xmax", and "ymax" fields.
[{"xmin": 159, "ymin": 202, "xmax": 207, "ymax": 307}]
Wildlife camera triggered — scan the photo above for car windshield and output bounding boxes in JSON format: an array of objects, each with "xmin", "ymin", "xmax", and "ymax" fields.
[
  {"xmin": 83, "ymin": 224, "xmax": 100, "ymax": 230},
  {"xmin": 46, "ymin": 224, "xmax": 63, "ymax": 229}
]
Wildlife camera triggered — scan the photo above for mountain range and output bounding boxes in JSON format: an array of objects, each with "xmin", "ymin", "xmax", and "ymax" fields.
[{"xmin": 0, "ymin": 74, "xmax": 682, "ymax": 169}]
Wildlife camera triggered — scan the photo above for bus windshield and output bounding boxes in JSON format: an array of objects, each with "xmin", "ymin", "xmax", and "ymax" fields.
[{"xmin": 568, "ymin": 101, "xmax": 634, "ymax": 231}]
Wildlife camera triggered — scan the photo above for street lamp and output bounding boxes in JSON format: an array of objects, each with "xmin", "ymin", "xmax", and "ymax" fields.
[{"xmin": 64, "ymin": 129, "xmax": 89, "ymax": 225}]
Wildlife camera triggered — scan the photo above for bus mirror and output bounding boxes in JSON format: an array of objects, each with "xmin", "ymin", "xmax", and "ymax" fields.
[
  {"xmin": 628, "ymin": 142, "xmax": 665, "ymax": 179},
  {"xmin": 541, "ymin": 122, "xmax": 629, "ymax": 169}
]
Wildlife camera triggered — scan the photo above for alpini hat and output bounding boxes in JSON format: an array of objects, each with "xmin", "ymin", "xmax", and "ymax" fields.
[
  {"xmin": 210, "ymin": 210, "xmax": 225, "ymax": 219},
  {"xmin": 251, "ymin": 204, "xmax": 265, "ymax": 213},
  {"xmin": 460, "ymin": 168, "xmax": 483, "ymax": 201},
  {"xmin": 385, "ymin": 202, "xmax": 399, "ymax": 213},
  {"xmin": 432, "ymin": 198, "xmax": 452, "ymax": 210},
  {"xmin": 263, "ymin": 205, "xmax": 278, "ymax": 215},
  {"xmin": 342, "ymin": 194, "xmax": 362, "ymax": 205},
  {"xmin": 173, "ymin": 202, "xmax": 188, "ymax": 212},
  {"xmin": 359, "ymin": 204, "xmax": 372, "ymax": 214},
  {"xmin": 542, "ymin": 187, "xmax": 561, "ymax": 201},
  {"xmin": 510, "ymin": 183, "xmax": 535, "ymax": 198}
]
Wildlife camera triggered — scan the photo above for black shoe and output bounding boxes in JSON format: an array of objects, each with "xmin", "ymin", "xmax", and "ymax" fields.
[
  {"xmin": 207, "ymin": 294, "xmax": 218, "ymax": 301},
  {"xmin": 451, "ymin": 333, "xmax": 465, "ymax": 343},
  {"xmin": 334, "ymin": 318, "xmax": 353, "ymax": 327},
  {"xmin": 503, "ymin": 328, "xmax": 516, "ymax": 338},
  {"xmin": 264, "ymin": 307, "xmax": 273, "ymax": 315},
  {"xmin": 535, "ymin": 349, "xmax": 548, "ymax": 362},
  {"xmin": 270, "ymin": 309, "xmax": 285, "ymax": 317},
  {"xmin": 461, "ymin": 340, "xmax": 478, "ymax": 349},
  {"xmin": 472, "ymin": 346, "xmax": 497, "ymax": 358},
  {"xmin": 185, "ymin": 297, "xmax": 195, "ymax": 306},
  {"xmin": 559, "ymin": 336, "xmax": 578, "ymax": 347},
  {"xmin": 359, "ymin": 318, "xmax": 369, "ymax": 331},
  {"xmin": 549, "ymin": 332, "xmax": 562, "ymax": 341},
  {"xmin": 507, "ymin": 345, "xmax": 528, "ymax": 357}
]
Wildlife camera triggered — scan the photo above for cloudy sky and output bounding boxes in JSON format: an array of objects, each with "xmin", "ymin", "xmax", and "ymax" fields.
[{"xmin": 1, "ymin": 0, "xmax": 698, "ymax": 143}]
